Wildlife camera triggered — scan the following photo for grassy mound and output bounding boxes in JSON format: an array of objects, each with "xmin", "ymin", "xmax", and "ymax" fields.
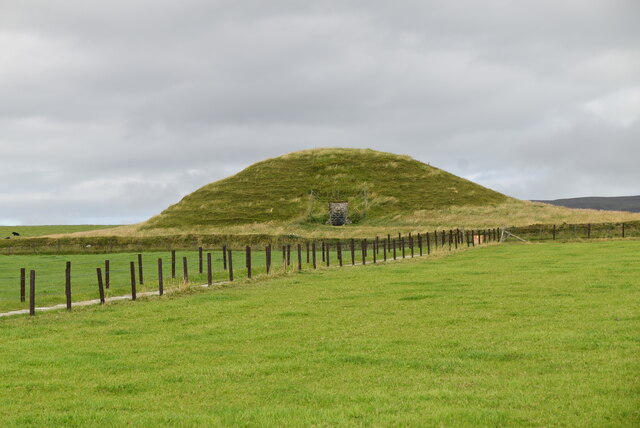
[{"xmin": 144, "ymin": 148, "xmax": 511, "ymax": 229}]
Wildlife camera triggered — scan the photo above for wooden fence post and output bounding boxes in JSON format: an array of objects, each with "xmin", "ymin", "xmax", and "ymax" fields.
[
  {"xmin": 96, "ymin": 267, "xmax": 105, "ymax": 305},
  {"xmin": 375, "ymin": 236, "xmax": 380, "ymax": 254},
  {"xmin": 171, "ymin": 250, "xmax": 176, "ymax": 278},
  {"xmin": 306, "ymin": 242, "xmax": 310, "ymax": 263},
  {"xmin": 449, "ymin": 230, "xmax": 452, "ymax": 251},
  {"xmin": 622, "ymin": 223, "xmax": 625, "ymax": 238},
  {"xmin": 387, "ymin": 234, "xmax": 391, "ymax": 249},
  {"xmin": 433, "ymin": 230, "xmax": 438, "ymax": 249},
  {"xmin": 105, "ymin": 260, "xmax": 110, "ymax": 289},
  {"xmin": 266, "ymin": 245, "xmax": 271, "ymax": 274},
  {"xmin": 312, "ymin": 242, "xmax": 317, "ymax": 269},
  {"xmin": 287, "ymin": 245, "xmax": 291, "ymax": 266},
  {"xmin": 246, "ymin": 246, "xmax": 252, "ymax": 279},
  {"xmin": 297, "ymin": 244, "xmax": 302, "ymax": 270},
  {"xmin": 267, "ymin": 245, "xmax": 272, "ymax": 274},
  {"xmin": 65, "ymin": 261, "xmax": 72, "ymax": 311},
  {"xmin": 401, "ymin": 237, "xmax": 405, "ymax": 258},
  {"xmin": 410, "ymin": 235, "xmax": 414, "ymax": 258},
  {"xmin": 362, "ymin": 239, "xmax": 367, "ymax": 265},
  {"xmin": 373, "ymin": 240, "xmax": 377, "ymax": 263},
  {"xmin": 138, "ymin": 253, "xmax": 143, "ymax": 285},
  {"xmin": 223, "ymin": 246, "xmax": 227, "ymax": 270},
  {"xmin": 393, "ymin": 239, "xmax": 397, "ymax": 260},
  {"xmin": 206, "ymin": 253, "xmax": 212, "ymax": 286},
  {"xmin": 282, "ymin": 246, "xmax": 286, "ymax": 266},
  {"xmin": 183, "ymin": 257, "xmax": 188, "ymax": 283},
  {"xmin": 326, "ymin": 243, "xmax": 330, "ymax": 267},
  {"xmin": 199, "ymin": 247, "xmax": 203, "ymax": 274},
  {"xmin": 552, "ymin": 224, "xmax": 556, "ymax": 240},
  {"xmin": 29, "ymin": 270, "xmax": 35, "ymax": 316},
  {"xmin": 228, "ymin": 250, "xmax": 233, "ymax": 281},
  {"xmin": 350, "ymin": 239, "xmax": 355, "ymax": 265},
  {"xmin": 587, "ymin": 223, "xmax": 591, "ymax": 239},
  {"xmin": 418, "ymin": 233, "xmax": 423, "ymax": 256},
  {"xmin": 158, "ymin": 258, "xmax": 164, "ymax": 295},
  {"xmin": 426, "ymin": 232, "xmax": 431, "ymax": 255},
  {"xmin": 337, "ymin": 242, "xmax": 343, "ymax": 266},
  {"xmin": 321, "ymin": 241, "xmax": 325, "ymax": 262},
  {"xmin": 20, "ymin": 267, "xmax": 25, "ymax": 302},
  {"xmin": 383, "ymin": 240, "xmax": 387, "ymax": 261},
  {"xmin": 130, "ymin": 261, "xmax": 137, "ymax": 300}
]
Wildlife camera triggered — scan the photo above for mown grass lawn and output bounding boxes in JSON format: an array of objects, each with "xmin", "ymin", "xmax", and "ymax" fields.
[{"xmin": 0, "ymin": 241, "xmax": 638, "ymax": 427}]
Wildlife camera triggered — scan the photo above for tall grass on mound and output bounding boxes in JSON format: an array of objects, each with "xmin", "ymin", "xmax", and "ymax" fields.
[
  {"xmin": 143, "ymin": 148, "xmax": 510, "ymax": 229},
  {"xmin": 0, "ymin": 241, "xmax": 638, "ymax": 426}
]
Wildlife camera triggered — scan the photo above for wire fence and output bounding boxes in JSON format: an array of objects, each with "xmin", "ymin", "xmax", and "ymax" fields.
[
  {"xmin": 506, "ymin": 221, "xmax": 639, "ymax": 241},
  {"xmin": 0, "ymin": 228, "xmax": 498, "ymax": 316}
]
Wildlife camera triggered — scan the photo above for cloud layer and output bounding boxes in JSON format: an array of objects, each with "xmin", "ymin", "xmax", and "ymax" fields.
[{"xmin": 1, "ymin": 0, "xmax": 639, "ymax": 224}]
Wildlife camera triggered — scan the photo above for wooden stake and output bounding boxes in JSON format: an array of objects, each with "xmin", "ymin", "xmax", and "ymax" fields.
[
  {"xmin": 96, "ymin": 267, "xmax": 105, "ymax": 305},
  {"xmin": 105, "ymin": 260, "xmax": 110, "ymax": 289},
  {"xmin": 312, "ymin": 241, "xmax": 317, "ymax": 269},
  {"xmin": 158, "ymin": 258, "xmax": 164, "ymax": 295},
  {"xmin": 246, "ymin": 246, "xmax": 252, "ymax": 279},
  {"xmin": 130, "ymin": 261, "xmax": 137, "ymax": 301},
  {"xmin": 29, "ymin": 270, "xmax": 35, "ymax": 316},
  {"xmin": 223, "ymin": 246, "xmax": 227, "ymax": 270},
  {"xmin": 350, "ymin": 239, "xmax": 355, "ymax": 265},
  {"xmin": 65, "ymin": 261, "xmax": 71, "ymax": 311},
  {"xmin": 182, "ymin": 256, "xmax": 189, "ymax": 283},
  {"xmin": 138, "ymin": 253, "xmax": 144, "ymax": 285},
  {"xmin": 20, "ymin": 267, "xmax": 25, "ymax": 303},
  {"xmin": 362, "ymin": 239, "xmax": 367, "ymax": 265},
  {"xmin": 171, "ymin": 250, "xmax": 176, "ymax": 278}
]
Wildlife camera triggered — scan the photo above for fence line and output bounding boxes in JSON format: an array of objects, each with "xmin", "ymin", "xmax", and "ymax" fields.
[
  {"xmin": 3, "ymin": 222, "xmax": 637, "ymax": 318},
  {"xmin": 1, "ymin": 228, "xmax": 505, "ymax": 317}
]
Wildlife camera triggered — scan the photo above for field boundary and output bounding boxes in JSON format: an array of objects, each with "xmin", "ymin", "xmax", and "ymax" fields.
[{"xmin": 1, "ymin": 231, "xmax": 497, "ymax": 318}]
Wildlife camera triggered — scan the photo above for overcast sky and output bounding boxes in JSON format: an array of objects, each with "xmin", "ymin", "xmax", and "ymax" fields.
[{"xmin": 1, "ymin": 0, "xmax": 639, "ymax": 225}]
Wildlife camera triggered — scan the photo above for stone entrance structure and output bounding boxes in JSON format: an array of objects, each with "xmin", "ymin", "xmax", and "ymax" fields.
[{"xmin": 328, "ymin": 202, "xmax": 350, "ymax": 226}]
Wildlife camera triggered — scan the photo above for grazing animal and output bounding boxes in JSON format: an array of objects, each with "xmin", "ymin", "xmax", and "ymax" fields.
[{"xmin": 11, "ymin": 232, "xmax": 20, "ymax": 236}]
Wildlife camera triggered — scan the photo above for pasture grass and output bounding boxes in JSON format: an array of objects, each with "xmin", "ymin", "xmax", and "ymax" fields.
[
  {"xmin": 0, "ymin": 241, "xmax": 638, "ymax": 426},
  {"xmin": 0, "ymin": 225, "xmax": 118, "ymax": 238}
]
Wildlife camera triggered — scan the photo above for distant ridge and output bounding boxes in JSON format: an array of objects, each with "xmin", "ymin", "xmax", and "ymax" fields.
[{"xmin": 534, "ymin": 195, "xmax": 640, "ymax": 213}]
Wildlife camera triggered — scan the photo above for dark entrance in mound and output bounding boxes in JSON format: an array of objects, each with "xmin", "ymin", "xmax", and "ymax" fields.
[{"xmin": 328, "ymin": 202, "xmax": 349, "ymax": 226}]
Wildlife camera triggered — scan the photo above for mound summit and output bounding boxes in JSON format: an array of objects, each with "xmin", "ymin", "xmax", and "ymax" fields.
[{"xmin": 144, "ymin": 148, "xmax": 512, "ymax": 229}]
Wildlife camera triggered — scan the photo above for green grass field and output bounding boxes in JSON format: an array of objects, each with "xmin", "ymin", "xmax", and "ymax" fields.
[
  {"xmin": 0, "ymin": 225, "xmax": 118, "ymax": 238},
  {"xmin": 0, "ymin": 241, "xmax": 638, "ymax": 426}
]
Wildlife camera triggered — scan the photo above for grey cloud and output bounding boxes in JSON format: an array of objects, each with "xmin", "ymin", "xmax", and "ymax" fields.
[{"xmin": 0, "ymin": 0, "xmax": 638, "ymax": 224}]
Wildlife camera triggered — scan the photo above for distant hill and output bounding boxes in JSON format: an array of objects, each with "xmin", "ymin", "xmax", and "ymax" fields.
[
  {"xmin": 143, "ymin": 148, "xmax": 513, "ymax": 228},
  {"xmin": 534, "ymin": 196, "xmax": 640, "ymax": 213}
]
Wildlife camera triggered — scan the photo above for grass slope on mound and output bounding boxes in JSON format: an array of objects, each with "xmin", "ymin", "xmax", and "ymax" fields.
[
  {"xmin": 144, "ymin": 148, "xmax": 511, "ymax": 228},
  {"xmin": 1, "ymin": 241, "xmax": 638, "ymax": 426}
]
